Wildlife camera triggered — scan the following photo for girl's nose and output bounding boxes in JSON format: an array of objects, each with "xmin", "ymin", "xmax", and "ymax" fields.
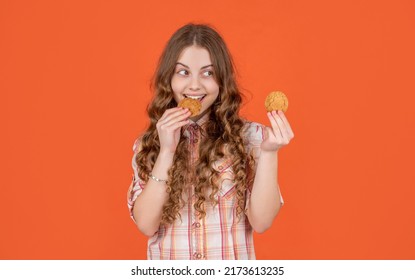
[{"xmin": 189, "ymin": 76, "xmax": 201, "ymax": 91}]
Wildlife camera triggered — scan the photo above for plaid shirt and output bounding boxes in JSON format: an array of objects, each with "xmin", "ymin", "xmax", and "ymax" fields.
[{"xmin": 127, "ymin": 113, "xmax": 283, "ymax": 260}]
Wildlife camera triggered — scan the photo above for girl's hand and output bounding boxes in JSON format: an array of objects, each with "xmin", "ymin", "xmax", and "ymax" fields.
[
  {"xmin": 156, "ymin": 107, "xmax": 191, "ymax": 154},
  {"xmin": 261, "ymin": 110, "xmax": 294, "ymax": 152}
]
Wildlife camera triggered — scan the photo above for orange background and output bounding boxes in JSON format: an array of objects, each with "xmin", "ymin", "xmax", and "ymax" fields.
[{"xmin": 1, "ymin": 0, "xmax": 415, "ymax": 259}]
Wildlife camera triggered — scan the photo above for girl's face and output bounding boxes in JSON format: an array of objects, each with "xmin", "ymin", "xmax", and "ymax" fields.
[{"xmin": 171, "ymin": 45, "xmax": 220, "ymax": 121}]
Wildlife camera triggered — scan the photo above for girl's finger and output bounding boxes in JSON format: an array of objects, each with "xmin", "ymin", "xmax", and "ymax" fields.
[
  {"xmin": 277, "ymin": 111, "xmax": 294, "ymax": 138},
  {"xmin": 171, "ymin": 119, "xmax": 191, "ymax": 130},
  {"xmin": 267, "ymin": 111, "xmax": 281, "ymax": 138},
  {"xmin": 158, "ymin": 108, "xmax": 189, "ymax": 125},
  {"xmin": 161, "ymin": 107, "xmax": 183, "ymax": 117},
  {"xmin": 264, "ymin": 126, "xmax": 275, "ymax": 141},
  {"xmin": 272, "ymin": 111, "xmax": 289, "ymax": 140},
  {"xmin": 160, "ymin": 110, "xmax": 191, "ymax": 128},
  {"xmin": 157, "ymin": 107, "xmax": 182, "ymax": 123}
]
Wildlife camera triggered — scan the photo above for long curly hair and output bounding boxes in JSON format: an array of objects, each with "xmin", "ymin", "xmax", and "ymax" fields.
[{"xmin": 135, "ymin": 23, "xmax": 255, "ymax": 224}]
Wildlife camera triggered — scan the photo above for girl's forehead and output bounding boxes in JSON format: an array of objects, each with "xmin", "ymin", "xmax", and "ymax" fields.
[{"xmin": 176, "ymin": 46, "xmax": 213, "ymax": 68}]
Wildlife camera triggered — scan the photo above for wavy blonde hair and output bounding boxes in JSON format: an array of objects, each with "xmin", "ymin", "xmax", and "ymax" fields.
[{"xmin": 135, "ymin": 23, "xmax": 255, "ymax": 224}]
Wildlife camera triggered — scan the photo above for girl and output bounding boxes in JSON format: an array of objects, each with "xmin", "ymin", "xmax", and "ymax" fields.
[{"xmin": 127, "ymin": 23, "xmax": 294, "ymax": 260}]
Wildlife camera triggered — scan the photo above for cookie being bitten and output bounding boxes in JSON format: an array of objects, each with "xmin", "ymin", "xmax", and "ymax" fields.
[
  {"xmin": 178, "ymin": 98, "xmax": 202, "ymax": 117},
  {"xmin": 265, "ymin": 91, "xmax": 289, "ymax": 112}
]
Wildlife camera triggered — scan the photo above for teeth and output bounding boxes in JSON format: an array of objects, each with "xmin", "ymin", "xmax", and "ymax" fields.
[{"xmin": 185, "ymin": 95, "xmax": 205, "ymax": 100}]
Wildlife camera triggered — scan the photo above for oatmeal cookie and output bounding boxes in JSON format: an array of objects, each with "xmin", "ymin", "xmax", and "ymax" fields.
[
  {"xmin": 178, "ymin": 98, "xmax": 202, "ymax": 117},
  {"xmin": 265, "ymin": 91, "xmax": 288, "ymax": 112}
]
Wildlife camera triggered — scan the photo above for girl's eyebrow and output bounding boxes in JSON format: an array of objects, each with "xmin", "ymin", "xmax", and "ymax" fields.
[{"xmin": 176, "ymin": 62, "xmax": 213, "ymax": 69}]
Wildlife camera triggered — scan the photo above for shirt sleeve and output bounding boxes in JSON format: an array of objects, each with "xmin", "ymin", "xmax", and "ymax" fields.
[
  {"xmin": 127, "ymin": 137, "xmax": 146, "ymax": 222},
  {"xmin": 243, "ymin": 122, "xmax": 284, "ymax": 212}
]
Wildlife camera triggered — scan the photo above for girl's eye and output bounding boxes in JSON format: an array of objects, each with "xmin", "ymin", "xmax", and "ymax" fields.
[
  {"xmin": 202, "ymin": 70, "xmax": 214, "ymax": 77},
  {"xmin": 178, "ymin": 70, "xmax": 189, "ymax": 76}
]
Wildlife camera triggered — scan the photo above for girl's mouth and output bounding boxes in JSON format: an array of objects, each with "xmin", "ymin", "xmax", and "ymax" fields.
[{"xmin": 183, "ymin": 94, "xmax": 206, "ymax": 102}]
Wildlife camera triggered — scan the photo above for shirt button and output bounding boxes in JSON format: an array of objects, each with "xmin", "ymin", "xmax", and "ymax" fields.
[
  {"xmin": 193, "ymin": 253, "xmax": 202, "ymax": 259},
  {"xmin": 193, "ymin": 138, "xmax": 198, "ymax": 144},
  {"xmin": 218, "ymin": 165, "xmax": 223, "ymax": 170},
  {"xmin": 194, "ymin": 222, "xmax": 200, "ymax": 228}
]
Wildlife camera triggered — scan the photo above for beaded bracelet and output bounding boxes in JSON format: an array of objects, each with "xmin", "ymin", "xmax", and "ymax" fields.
[{"xmin": 149, "ymin": 173, "xmax": 168, "ymax": 184}]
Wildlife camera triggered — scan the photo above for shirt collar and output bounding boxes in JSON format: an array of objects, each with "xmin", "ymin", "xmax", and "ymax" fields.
[{"xmin": 182, "ymin": 110, "xmax": 210, "ymax": 138}]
